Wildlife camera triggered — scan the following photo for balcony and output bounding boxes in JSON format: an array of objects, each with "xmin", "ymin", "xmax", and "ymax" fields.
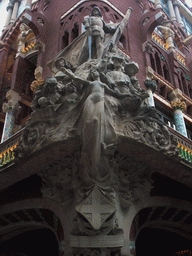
[
  {"xmin": 168, "ymin": 126, "xmax": 192, "ymax": 164},
  {"xmin": 0, "ymin": 129, "xmax": 24, "ymax": 168},
  {"xmin": 0, "ymin": 121, "xmax": 191, "ymax": 169}
]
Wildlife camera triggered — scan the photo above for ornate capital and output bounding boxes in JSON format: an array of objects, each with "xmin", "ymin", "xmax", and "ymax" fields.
[
  {"xmin": 169, "ymin": 89, "xmax": 186, "ymax": 112},
  {"xmin": 173, "ymin": 1, "xmax": 180, "ymax": 7},
  {"xmin": 171, "ymin": 99, "xmax": 186, "ymax": 112},
  {"xmin": 144, "ymin": 79, "xmax": 157, "ymax": 93},
  {"xmin": 2, "ymin": 90, "xmax": 21, "ymax": 113},
  {"xmin": 2, "ymin": 101, "xmax": 20, "ymax": 113}
]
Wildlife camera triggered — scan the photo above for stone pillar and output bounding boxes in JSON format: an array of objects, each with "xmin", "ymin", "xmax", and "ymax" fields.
[
  {"xmin": 145, "ymin": 79, "xmax": 157, "ymax": 107},
  {"xmin": 25, "ymin": 0, "xmax": 32, "ymax": 10},
  {"xmin": 4, "ymin": 2, "xmax": 14, "ymax": 28},
  {"xmin": 167, "ymin": 0, "xmax": 176, "ymax": 21},
  {"xmin": 174, "ymin": 2, "xmax": 184, "ymax": 27},
  {"xmin": 1, "ymin": 90, "xmax": 21, "ymax": 143},
  {"xmin": 155, "ymin": 0, "xmax": 162, "ymax": 10},
  {"xmin": 10, "ymin": 0, "xmax": 21, "ymax": 24},
  {"xmin": 169, "ymin": 89, "xmax": 187, "ymax": 137}
]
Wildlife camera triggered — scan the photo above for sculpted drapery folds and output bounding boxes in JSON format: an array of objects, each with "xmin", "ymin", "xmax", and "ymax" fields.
[{"xmin": 61, "ymin": 66, "xmax": 133, "ymax": 169}]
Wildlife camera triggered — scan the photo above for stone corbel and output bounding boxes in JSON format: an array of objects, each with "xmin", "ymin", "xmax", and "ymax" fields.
[{"xmin": 142, "ymin": 41, "xmax": 153, "ymax": 53}]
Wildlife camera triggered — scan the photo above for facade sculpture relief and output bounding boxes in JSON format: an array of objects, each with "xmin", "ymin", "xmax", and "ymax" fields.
[{"xmin": 14, "ymin": 6, "xmax": 179, "ymax": 256}]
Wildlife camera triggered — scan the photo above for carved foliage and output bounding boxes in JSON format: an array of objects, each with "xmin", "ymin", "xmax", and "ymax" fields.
[
  {"xmin": 116, "ymin": 154, "xmax": 153, "ymax": 207},
  {"xmin": 38, "ymin": 150, "xmax": 80, "ymax": 205},
  {"xmin": 121, "ymin": 107, "xmax": 179, "ymax": 157}
]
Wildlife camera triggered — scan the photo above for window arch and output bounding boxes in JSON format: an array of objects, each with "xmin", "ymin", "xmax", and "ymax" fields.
[
  {"xmin": 59, "ymin": 1, "xmax": 126, "ymax": 51},
  {"xmin": 149, "ymin": 47, "xmax": 171, "ymax": 83}
]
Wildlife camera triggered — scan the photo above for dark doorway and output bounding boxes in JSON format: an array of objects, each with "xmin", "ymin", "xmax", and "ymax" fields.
[
  {"xmin": 136, "ymin": 227, "xmax": 192, "ymax": 256},
  {"xmin": 0, "ymin": 228, "xmax": 59, "ymax": 256}
]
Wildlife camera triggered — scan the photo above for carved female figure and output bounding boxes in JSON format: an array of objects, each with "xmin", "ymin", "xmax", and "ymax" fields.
[{"xmin": 62, "ymin": 67, "xmax": 129, "ymax": 168}]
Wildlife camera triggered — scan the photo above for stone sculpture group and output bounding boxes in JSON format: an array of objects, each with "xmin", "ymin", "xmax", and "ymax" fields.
[{"xmin": 14, "ymin": 7, "xmax": 179, "ymax": 256}]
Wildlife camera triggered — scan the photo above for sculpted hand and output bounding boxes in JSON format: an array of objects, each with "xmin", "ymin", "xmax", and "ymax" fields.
[{"xmin": 87, "ymin": 27, "xmax": 92, "ymax": 36}]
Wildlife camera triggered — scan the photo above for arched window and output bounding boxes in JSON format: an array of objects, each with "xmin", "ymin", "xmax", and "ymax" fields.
[
  {"xmin": 72, "ymin": 22, "xmax": 79, "ymax": 41},
  {"xmin": 150, "ymin": 53, "xmax": 156, "ymax": 72},
  {"xmin": 119, "ymin": 34, "xmax": 126, "ymax": 49},
  {"xmin": 181, "ymin": 72, "xmax": 189, "ymax": 96},
  {"xmin": 155, "ymin": 52, "xmax": 163, "ymax": 76},
  {"xmin": 163, "ymin": 64, "xmax": 170, "ymax": 82},
  {"xmin": 62, "ymin": 30, "xmax": 69, "ymax": 49}
]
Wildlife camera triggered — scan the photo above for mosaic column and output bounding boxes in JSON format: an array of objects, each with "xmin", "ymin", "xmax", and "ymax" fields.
[
  {"xmin": 1, "ymin": 90, "xmax": 21, "ymax": 143},
  {"xmin": 145, "ymin": 79, "xmax": 157, "ymax": 107},
  {"xmin": 171, "ymin": 99, "xmax": 187, "ymax": 137},
  {"xmin": 4, "ymin": 2, "xmax": 14, "ymax": 29},
  {"xmin": 169, "ymin": 89, "xmax": 187, "ymax": 137},
  {"xmin": 10, "ymin": 0, "xmax": 21, "ymax": 24}
]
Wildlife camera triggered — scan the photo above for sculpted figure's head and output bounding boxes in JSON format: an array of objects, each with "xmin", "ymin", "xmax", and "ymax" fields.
[
  {"xmin": 55, "ymin": 57, "xmax": 66, "ymax": 70},
  {"xmin": 91, "ymin": 6, "xmax": 102, "ymax": 17},
  {"xmin": 90, "ymin": 68, "xmax": 100, "ymax": 80},
  {"xmin": 124, "ymin": 62, "xmax": 139, "ymax": 77},
  {"xmin": 112, "ymin": 56, "xmax": 124, "ymax": 69}
]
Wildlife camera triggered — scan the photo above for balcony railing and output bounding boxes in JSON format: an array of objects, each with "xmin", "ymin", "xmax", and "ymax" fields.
[
  {"xmin": 0, "ymin": 124, "xmax": 191, "ymax": 169},
  {"xmin": 168, "ymin": 126, "xmax": 192, "ymax": 163},
  {"xmin": 0, "ymin": 129, "xmax": 24, "ymax": 168},
  {"xmin": 152, "ymin": 31, "xmax": 168, "ymax": 51}
]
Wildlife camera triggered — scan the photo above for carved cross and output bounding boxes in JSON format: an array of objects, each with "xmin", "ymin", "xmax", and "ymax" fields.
[{"xmin": 76, "ymin": 186, "xmax": 116, "ymax": 230}]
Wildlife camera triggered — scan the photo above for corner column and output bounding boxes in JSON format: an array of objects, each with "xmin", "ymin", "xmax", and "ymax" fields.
[
  {"xmin": 145, "ymin": 79, "xmax": 157, "ymax": 107},
  {"xmin": 174, "ymin": 2, "xmax": 184, "ymax": 27},
  {"xmin": 169, "ymin": 89, "xmax": 187, "ymax": 137},
  {"xmin": 25, "ymin": 0, "xmax": 32, "ymax": 10},
  {"xmin": 155, "ymin": 0, "xmax": 162, "ymax": 9},
  {"xmin": 1, "ymin": 90, "xmax": 21, "ymax": 143},
  {"xmin": 10, "ymin": 0, "xmax": 21, "ymax": 25},
  {"xmin": 4, "ymin": 2, "xmax": 14, "ymax": 29},
  {"xmin": 167, "ymin": 0, "xmax": 176, "ymax": 21}
]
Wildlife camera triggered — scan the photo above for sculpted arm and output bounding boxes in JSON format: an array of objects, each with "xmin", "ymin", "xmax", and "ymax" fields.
[
  {"xmin": 103, "ymin": 83, "xmax": 132, "ymax": 99},
  {"xmin": 61, "ymin": 67, "xmax": 90, "ymax": 86}
]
